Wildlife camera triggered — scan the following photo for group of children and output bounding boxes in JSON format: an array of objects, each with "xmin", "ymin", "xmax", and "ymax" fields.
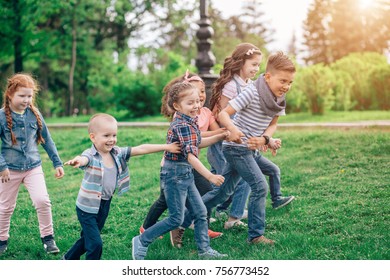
[{"xmin": 0, "ymin": 42, "xmax": 296, "ymax": 260}]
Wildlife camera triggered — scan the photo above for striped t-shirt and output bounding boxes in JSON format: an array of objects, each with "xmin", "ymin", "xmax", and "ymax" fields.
[{"xmin": 224, "ymin": 82, "xmax": 285, "ymax": 146}]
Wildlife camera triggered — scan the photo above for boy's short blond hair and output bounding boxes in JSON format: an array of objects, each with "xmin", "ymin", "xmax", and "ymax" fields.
[
  {"xmin": 88, "ymin": 113, "xmax": 117, "ymax": 133},
  {"xmin": 265, "ymin": 51, "xmax": 296, "ymax": 74}
]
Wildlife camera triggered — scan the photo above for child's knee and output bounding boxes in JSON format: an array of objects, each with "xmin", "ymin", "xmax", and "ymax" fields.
[
  {"xmin": 169, "ymin": 215, "xmax": 184, "ymax": 228},
  {"xmin": 33, "ymin": 197, "xmax": 52, "ymax": 209}
]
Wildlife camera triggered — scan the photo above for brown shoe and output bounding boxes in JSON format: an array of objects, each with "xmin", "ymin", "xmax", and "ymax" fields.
[
  {"xmin": 249, "ymin": 235, "xmax": 275, "ymax": 245},
  {"xmin": 170, "ymin": 228, "xmax": 185, "ymax": 248}
]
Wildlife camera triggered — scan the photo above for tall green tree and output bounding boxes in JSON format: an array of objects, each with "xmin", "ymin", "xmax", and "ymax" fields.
[
  {"xmin": 302, "ymin": 0, "xmax": 332, "ymax": 64},
  {"xmin": 303, "ymin": 0, "xmax": 390, "ymax": 64},
  {"xmin": 0, "ymin": 0, "xmax": 64, "ymax": 73},
  {"xmin": 329, "ymin": 0, "xmax": 390, "ymax": 61}
]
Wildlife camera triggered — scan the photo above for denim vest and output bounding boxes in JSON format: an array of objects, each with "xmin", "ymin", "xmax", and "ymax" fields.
[
  {"xmin": 76, "ymin": 145, "xmax": 131, "ymax": 214},
  {"xmin": 0, "ymin": 108, "xmax": 62, "ymax": 172}
]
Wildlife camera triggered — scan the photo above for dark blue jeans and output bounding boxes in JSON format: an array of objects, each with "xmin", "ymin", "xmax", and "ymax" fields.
[
  {"xmin": 142, "ymin": 169, "xmax": 213, "ymax": 229},
  {"xmin": 140, "ymin": 160, "xmax": 210, "ymax": 253},
  {"xmin": 64, "ymin": 198, "xmax": 111, "ymax": 260}
]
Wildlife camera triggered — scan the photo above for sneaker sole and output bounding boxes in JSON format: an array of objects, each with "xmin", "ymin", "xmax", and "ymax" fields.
[
  {"xmin": 46, "ymin": 249, "xmax": 60, "ymax": 254},
  {"xmin": 273, "ymin": 196, "xmax": 295, "ymax": 209},
  {"xmin": 209, "ymin": 233, "xmax": 223, "ymax": 239},
  {"xmin": 131, "ymin": 236, "xmax": 137, "ymax": 260}
]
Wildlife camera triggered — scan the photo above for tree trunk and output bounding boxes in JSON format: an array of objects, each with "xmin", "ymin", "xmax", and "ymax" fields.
[
  {"xmin": 13, "ymin": 0, "xmax": 23, "ymax": 72},
  {"xmin": 68, "ymin": 2, "xmax": 78, "ymax": 116}
]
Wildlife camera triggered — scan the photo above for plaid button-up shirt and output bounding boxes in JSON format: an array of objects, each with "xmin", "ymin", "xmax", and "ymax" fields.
[{"xmin": 164, "ymin": 112, "xmax": 201, "ymax": 161}]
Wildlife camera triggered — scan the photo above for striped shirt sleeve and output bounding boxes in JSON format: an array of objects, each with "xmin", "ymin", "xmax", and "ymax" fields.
[{"xmin": 229, "ymin": 84, "xmax": 256, "ymax": 112}]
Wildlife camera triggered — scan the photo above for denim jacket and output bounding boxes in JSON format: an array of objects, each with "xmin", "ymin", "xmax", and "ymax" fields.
[
  {"xmin": 76, "ymin": 144, "xmax": 131, "ymax": 214},
  {"xmin": 0, "ymin": 107, "xmax": 62, "ymax": 172}
]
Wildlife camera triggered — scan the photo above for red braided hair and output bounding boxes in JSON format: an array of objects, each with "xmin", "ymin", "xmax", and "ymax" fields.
[{"xmin": 2, "ymin": 73, "xmax": 45, "ymax": 145}]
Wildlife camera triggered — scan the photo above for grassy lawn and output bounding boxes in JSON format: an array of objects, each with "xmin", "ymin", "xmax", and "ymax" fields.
[
  {"xmin": 45, "ymin": 110, "xmax": 390, "ymax": 124},
  {"xmin": 0, "ymin": 126, "xmax": 388, "ymax": 260}
]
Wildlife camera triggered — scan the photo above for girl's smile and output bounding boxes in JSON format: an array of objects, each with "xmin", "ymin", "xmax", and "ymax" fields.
[{"xmin": 173, "ymin": 90, "xmax": 200, "ymax": 118}]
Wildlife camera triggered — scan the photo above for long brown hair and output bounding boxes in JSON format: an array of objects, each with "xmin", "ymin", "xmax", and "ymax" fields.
[
  {"xmin": 2, "ymin": 73, "xmax": 45, "ymax": 145},
  {"xmin": 209, "ymin": 43, "xmax": 262, "ymax": 115}
]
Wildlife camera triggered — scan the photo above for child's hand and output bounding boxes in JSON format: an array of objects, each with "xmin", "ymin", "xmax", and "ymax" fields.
[
  {"xmin": 55, "ymin": 166, "xmax": 65, "ymax": 179},
  {"xmin": 215, "ymin": 127, "xmax": 227, "ymax": 134},
  {"xmin": 227, "ymin": 128, "xmax": 244, "ymax": 144},
  {"xmin": 268, "ymin": 138, "xmax": 282, "ymax": 150},
  {"xmin": 208, "ymin": 174, "xmax": 225, "ymax": 186},
  {"xmin": 269, "ymin": 148, "xmax": 278, "ymax": 156},
  {"xmin": 167, "ymin": 142, "xmax": 181, "ymax": 153},
  {"xmin": 64, "ymin": 156, "xmax": 84, "ymax": 168},
  {"xmin": 0, "ymin": 168, "xmax": 10, "ymax": 183},
  {"xmin": 247, "ymin": 136, "xmax": 266, "ymax": 150},
  {"xmin": 260, "ymin": 145, "xmax": 269, "ymax": 152}
]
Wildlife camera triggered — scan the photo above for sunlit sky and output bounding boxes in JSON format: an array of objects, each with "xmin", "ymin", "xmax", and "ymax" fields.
[{"xmin": 212, "ymin": 0, "xmax": 313, "ymax": 53}]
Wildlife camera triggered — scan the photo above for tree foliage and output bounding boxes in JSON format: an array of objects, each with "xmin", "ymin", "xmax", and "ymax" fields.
[{"xmin": 303, "ymin": 0, "xmax": 390, "ymax": 64}]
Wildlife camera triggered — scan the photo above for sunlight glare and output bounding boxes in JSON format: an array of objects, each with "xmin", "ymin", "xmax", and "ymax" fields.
[{"xmin": 358, "ymin": 0, "xmax": 374, "ymax": 9}]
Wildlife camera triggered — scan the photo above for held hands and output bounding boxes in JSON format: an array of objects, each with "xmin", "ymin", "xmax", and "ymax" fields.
[
  {"xmin": 227, "ymin": 128, "xmax": 245, "ymax": 144},
  {"xmin": 0, "ymin": 168, "xmax": 10, "ymax": 183},
  {"xmin": 208, "ymin": 174, "xmax": 225, "ymax": 186},
  {"xmin": 167, "ymin": 142, "xmax": 181, "ymax": 154},
  {"xmin": 64, "ymin": 156, "xmax": 85, "ymax": 168},
  {"xmin": 55, "ymin": 166, "xmax": 65, "ymax": 179},
  {"xmin": 246, "ymin": 136, "xmax": 266, "ymax": 150},
  {"xmin": 260, "ymin": 138, "xmax": 282, "ymax": 156},
  {"xmin": 269, "ymin": 138, "xmax": 282, "ymax": 150},
  {"xmin": 217, "ymin": 128, "xmax": 230, "ymax": 140}
]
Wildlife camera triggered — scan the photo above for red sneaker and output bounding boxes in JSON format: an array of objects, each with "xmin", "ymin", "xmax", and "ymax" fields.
[
  {"xmin": 208, "ymin": 229, "xmax": 223, "ymax": 239},
  {"xmin": 140, "ymin": 225, "xmax": 163, "ymax": 239}
]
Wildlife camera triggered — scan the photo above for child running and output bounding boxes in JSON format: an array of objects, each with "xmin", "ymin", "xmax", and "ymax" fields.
[
  {"xmin": 208, "ymin": 44, "xmax": 294, "ymax": 229},
  {"xmin": 0, "ymin": 73, "xmax": 64, "ymax": 255},
  {"xmin": 62, "ymin": 113, "xmax": 180, "ymax": 260},
  {"xmin": 200, "ymin": 51, "xmax": 296, "ymax": 245},
  {"xmin": 140, "ymin": 71, "xmax": 225, "ymax": 244},
  {"xmin": 132, "ymin": 82, "xmax": 228, "ymax": 260}
]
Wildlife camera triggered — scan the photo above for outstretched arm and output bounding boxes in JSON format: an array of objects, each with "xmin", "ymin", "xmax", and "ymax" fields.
[
  {"xmin": 65, "ymin": 156, "xmax": 89, "ymax": 168},
  {"xmin": 131, "ymin": 142, "xmax": 180, "ymax": 156},
  {"xmin": 187, "ymin": 153, "xmax": 224, "ymax": 186}
]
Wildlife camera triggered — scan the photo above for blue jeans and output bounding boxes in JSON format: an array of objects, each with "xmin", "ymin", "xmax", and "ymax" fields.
[
  {"xmin": 208, "ymin": 141, "xmax": 251, "ymax": 219},
  {"xmin": 142, "ymin": 169, "xmax": 213, "ymax": 229},
  {"xmin": 256, "ymin": 154, "xmax": 282, "ymax": 202},
  {"xmin": 140, "ymin": 160, "xmax": 210, "ymax": 254},
  {"xmin": 64, "ymin": 199, "xmax": 112, "ymax": 260},
  {"xmin": 203, "ymin": 145, "xmax": 269, "ymax": 240}
]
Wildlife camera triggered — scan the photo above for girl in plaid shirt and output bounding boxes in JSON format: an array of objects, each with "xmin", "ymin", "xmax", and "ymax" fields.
[{"xmin": 132, "ymin": 82, "xmax": 228, "ymax": 260}]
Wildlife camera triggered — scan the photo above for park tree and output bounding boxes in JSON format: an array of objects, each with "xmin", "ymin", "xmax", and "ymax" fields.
[
  {"xmin": 0, "ymin": 0, "xmax": 66, "ymax": 74},
  {"xmin": 240, "ymin": 0, "xmax": 273, "ymax": 47},
  {"xmin": 209, "ymin": 0, "xmax": 272, "ymax": 68},
  {"xmin": 329, "ymin": 0, "xmax": 390, "ymax": 61},
  {"xmin": 302, "ymin": 0, "xmax": 332, "ymax": 64},
  {"xmin": 303, "ymin": 0, "xmax": 390, "ymax": 64}
]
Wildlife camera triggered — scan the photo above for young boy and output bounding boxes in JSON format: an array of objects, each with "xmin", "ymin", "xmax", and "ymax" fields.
[
  {"xmin": 201, "ymin": 51, "xmax": 296, "ymax": 244},
  {"xmin": 62, "ymin": 113, "xmax": 180, "ymax": 260}
]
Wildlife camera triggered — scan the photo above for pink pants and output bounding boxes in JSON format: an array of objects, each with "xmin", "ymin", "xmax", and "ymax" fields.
[{"xmin": 0, "ymin": 166, "xmax": 54, "ymax": 241}]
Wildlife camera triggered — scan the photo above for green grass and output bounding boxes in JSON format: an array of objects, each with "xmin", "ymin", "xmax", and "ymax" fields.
[
  {"xmin": 45, "ymin": 110, "xmax": 390, "ymax": 124},
  {"xmin": 0, "ymin": 127, "xmax": 389, "ymax": 260}
]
